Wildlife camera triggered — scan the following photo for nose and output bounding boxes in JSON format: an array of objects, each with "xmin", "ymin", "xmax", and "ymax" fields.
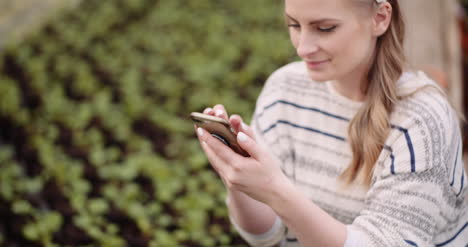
[{"xmin": 296, "ymin": 32, "xmax": 319, "ymax": 59}]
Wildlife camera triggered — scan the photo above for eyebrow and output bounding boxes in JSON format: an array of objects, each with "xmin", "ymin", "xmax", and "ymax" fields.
[{"xmin": 284, "ymin": 13, "xmax": 339, "ymax": 25}]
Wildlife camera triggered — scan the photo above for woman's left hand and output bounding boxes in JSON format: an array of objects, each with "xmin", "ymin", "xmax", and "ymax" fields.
[{"xmin": 196, "ymin": 117, "xmax": 290, "ymax": 205}]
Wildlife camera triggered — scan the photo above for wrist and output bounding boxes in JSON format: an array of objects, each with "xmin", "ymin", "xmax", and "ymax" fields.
[
  {"xmin": 267, "ymin": 174, "xmax": 296, "ymax": 215},
  {"xmin": 226, "ymin": 188, "xmax": 248, "ymax": 204}
]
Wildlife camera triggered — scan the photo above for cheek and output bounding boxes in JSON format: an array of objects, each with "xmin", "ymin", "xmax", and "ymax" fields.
[
  {"xmin": 332, "ymin": 31, "xmax": 370, "ymax": 61},
  {"xmin": 349, "ymin": 36, "xmax": 373, "ymax": 60},
  {"xmin": 324, "ymin": 37, "xmax": 343, "ymax": 55},
  {"xmin": 289, "ymin": 30, "xmax": 299, "ymax": 49}
]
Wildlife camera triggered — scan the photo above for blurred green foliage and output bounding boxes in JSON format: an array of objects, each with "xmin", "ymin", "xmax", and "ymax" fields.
[{"xmin": 0, "ymin": 0, "xmax": 295, "ymax": 246}]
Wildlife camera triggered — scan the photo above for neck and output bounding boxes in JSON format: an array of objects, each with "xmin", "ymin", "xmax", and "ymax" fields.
[
  {"xmin": 330, "ymin": 69, "xmax": 369, "ymax": 102},
  {"xmin": 330, "ymin": 47, "xmax": 375, "ymax": 102}
]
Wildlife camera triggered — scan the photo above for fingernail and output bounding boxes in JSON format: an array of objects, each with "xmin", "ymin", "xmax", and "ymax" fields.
[
  {"xmin": 241, "ymin": 122, "xmax": 248, "ymax": 130},
  {"xmin": 238, "ymin": 132, "xmax": 248, "ymax": 142},
  {"xmin": 197, "ymin": 128, "xmax": 204, "ymax": 137},
  {"xmin": 215, "ymin": 109, "xmax": 224, "ymax": 117},
  {"xmin": 206, "ymin": 108, "xmax": 213, "ymax": 114}
]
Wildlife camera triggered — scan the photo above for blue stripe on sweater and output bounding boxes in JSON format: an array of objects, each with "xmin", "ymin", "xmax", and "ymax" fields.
[
  {"xmin": 435, "ymin": 222, "xmax": 468, "ymax": 246},
  {"xmin": 390, "ymin": 125, "xmax": 416, "ymax": 173},
  {"xmin": 258, "ymin": 100, "xmax": 416, "ymax": 173},
  {"xmin": 262, "ymin": 120, "xmax": 346, "ymax": 142},
  {"xmin": 384, "ymin": 146, "xmax": 396, "ymax": 174},
  {"xmin": 456, "ymin": 172, "xmax": 465, "ymax": 197},
  {"xmin": 263, "ymin": 121, "xmax": 399, "ymax": 174},
  {"xmin": 450, "ymin": 141, "xmax": 460, "ymax": 186},
  {"xmin": 260, "ymin": 100, "xmax": 349, "ymax": 121},
  {"xmin": 405, "ymin": 239, "xmax": 419, "ymax": 246}
]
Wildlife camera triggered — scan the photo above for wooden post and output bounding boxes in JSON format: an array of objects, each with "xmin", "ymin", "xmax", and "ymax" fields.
[
  {"xmin": 0, "ymin": 0, "xmax": 81, "ymax": 51},
  {"xmin": 400, "ymin": 0, "xmax": 467, "ymax": 171},
  {"xmin": 401, "ymin": 0, "xmax": 463, "ymax": 113}
]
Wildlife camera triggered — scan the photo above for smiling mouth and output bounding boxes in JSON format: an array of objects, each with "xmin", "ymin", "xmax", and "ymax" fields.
[
  {"xmin": 306, "ymin": 59, "xmax": 328, "ymax": 64},
  {"xmin": 305, "ymin": 59, "xmax": 329, "ymax": 68}
]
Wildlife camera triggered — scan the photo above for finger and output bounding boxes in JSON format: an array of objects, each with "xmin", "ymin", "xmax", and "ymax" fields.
[
  {"xmin": 236, "ymin": 131, "xmax": 265, "ymax": 161},
  {"xmin": 228, "ymin": 114, "xmax": 242, "ymax": 133},
  {"xmin": 200, "ymin": 140, "xmax": 229, "ymax": 177},
  {"xmin": 197, "ymin": 127, "xmax": 240, "ymax": 164},
  {"xmin": 203, "ymin": 107, "xmax": 214, "ymax": 115},
  {"xmin": 213, "ymin": 104, "xmax": 228, "ymax": 120},
  {"xmin": 229, "ymin": 115, "xmax": 256, "ymax": 141},
  {"xmin": 200, "ymin": 140, "xmax": 220, "ymax": 171}
]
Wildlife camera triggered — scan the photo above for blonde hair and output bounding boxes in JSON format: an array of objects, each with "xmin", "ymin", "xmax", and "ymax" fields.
[{"xmin": 340, "ymin": 0, "xmax": 405, "ymax": 186}]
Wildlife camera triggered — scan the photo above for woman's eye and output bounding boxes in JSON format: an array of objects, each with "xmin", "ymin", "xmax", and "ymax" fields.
[
  {"xmin": 287, "ymin": 24, "xmax": 301, "ymax": 30},
  {"xmin": 317, "ymin": 25, "xmax": 337, "ymax": 32}
]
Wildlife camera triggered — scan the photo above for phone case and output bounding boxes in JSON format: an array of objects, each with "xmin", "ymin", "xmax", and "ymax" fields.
[{"xmin": 190, "ymin": 112, "xmax": 249, "ymax": 157}]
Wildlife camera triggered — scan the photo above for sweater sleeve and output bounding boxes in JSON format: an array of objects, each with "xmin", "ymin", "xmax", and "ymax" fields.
[
  {"xmin": 226, "ymin": 67, "xmax": 290, "ymax": 247},
  {"xmin": 227, "ymin": 118, "xmax": 288, "ymax": 247},
  {"xmin": 229, "ymin": 215, "xmax": 286, "ymax": 247},
  {"xmin": 347, "ymin": 96, "xmax": 467, "ymax": 247},
  {"xmin": 343, "ymin": 225, "xmax": 368, "ymax": 247}
]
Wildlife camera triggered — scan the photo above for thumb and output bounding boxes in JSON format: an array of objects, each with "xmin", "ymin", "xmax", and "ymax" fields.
[{"xmin": 236, "ymin": 131, "xmax": 266, "ymax": 161}]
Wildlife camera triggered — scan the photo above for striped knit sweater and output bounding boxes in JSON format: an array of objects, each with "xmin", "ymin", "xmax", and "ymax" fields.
[{"xmin": 232, "ymin": 61, "xmax": 468, "ymax": 247}]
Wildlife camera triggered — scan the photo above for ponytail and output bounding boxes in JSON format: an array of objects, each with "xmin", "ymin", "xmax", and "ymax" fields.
[{"xmin": 340, "ymin": 0, "xmax": 405, "ymax": 185}]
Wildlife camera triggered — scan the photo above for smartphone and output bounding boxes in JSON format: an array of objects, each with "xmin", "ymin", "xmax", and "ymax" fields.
[{"xmin": 190, "ymin": 112, "xmax": 249, "ymax": 157}]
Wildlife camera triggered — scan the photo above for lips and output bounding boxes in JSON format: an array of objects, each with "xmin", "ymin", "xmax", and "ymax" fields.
[{"xmin": 305, "ymin": 59, "xmax": 329, "ymax": 69}]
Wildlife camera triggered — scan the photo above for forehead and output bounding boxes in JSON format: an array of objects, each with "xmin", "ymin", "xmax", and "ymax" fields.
[{"xmin": 284, "ymin": 0, "xmax": 357, "ymax": 21}]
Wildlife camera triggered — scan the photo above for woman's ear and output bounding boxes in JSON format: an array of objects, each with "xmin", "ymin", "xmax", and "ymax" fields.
[{"xmin": 373, "ymin": 2, "xmax": 392, "ymax": 37}]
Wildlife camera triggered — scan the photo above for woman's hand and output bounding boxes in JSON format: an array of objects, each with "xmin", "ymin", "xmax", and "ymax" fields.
[{"xmin": 196, "ymin": 105, "xmax": 291, "ymax": 205}]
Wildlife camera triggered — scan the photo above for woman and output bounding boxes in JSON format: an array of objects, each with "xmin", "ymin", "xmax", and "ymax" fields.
[{"xmin": 196, "ymin": 0, "xmax": 468, "ymax": 246}]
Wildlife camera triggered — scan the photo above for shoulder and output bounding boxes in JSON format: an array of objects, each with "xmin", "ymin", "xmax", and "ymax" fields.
[
  {"xmin": 268, "ymin": 60, "xmax": 308, "ymax": 79},
  {"xmin": 262, "ymin": 61, "xmax": 310, "ymax": 88},
  {"xmin": 392, "ymin": 71, "xmax": 456, "ymax": 139},
  {"xmin": 396, "ymin": 71, "xmax": 449, "ymax": 110},
  {"xmin": 383, "ymin": 71, "xmax": 461, "ymax": 174},
  {"xmin": 255, "ymin": 61, "xmax": 309, "ymax": 106}
]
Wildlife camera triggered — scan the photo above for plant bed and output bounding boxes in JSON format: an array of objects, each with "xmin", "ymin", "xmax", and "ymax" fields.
[{"xmin": 0, "ymin": 0, "xmax": 295, "ymax": 245}]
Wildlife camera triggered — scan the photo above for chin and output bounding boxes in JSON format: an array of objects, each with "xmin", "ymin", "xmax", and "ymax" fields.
[{"xmin": 307, "ymin": 70, "xmax": 332, "ymax": 83}]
